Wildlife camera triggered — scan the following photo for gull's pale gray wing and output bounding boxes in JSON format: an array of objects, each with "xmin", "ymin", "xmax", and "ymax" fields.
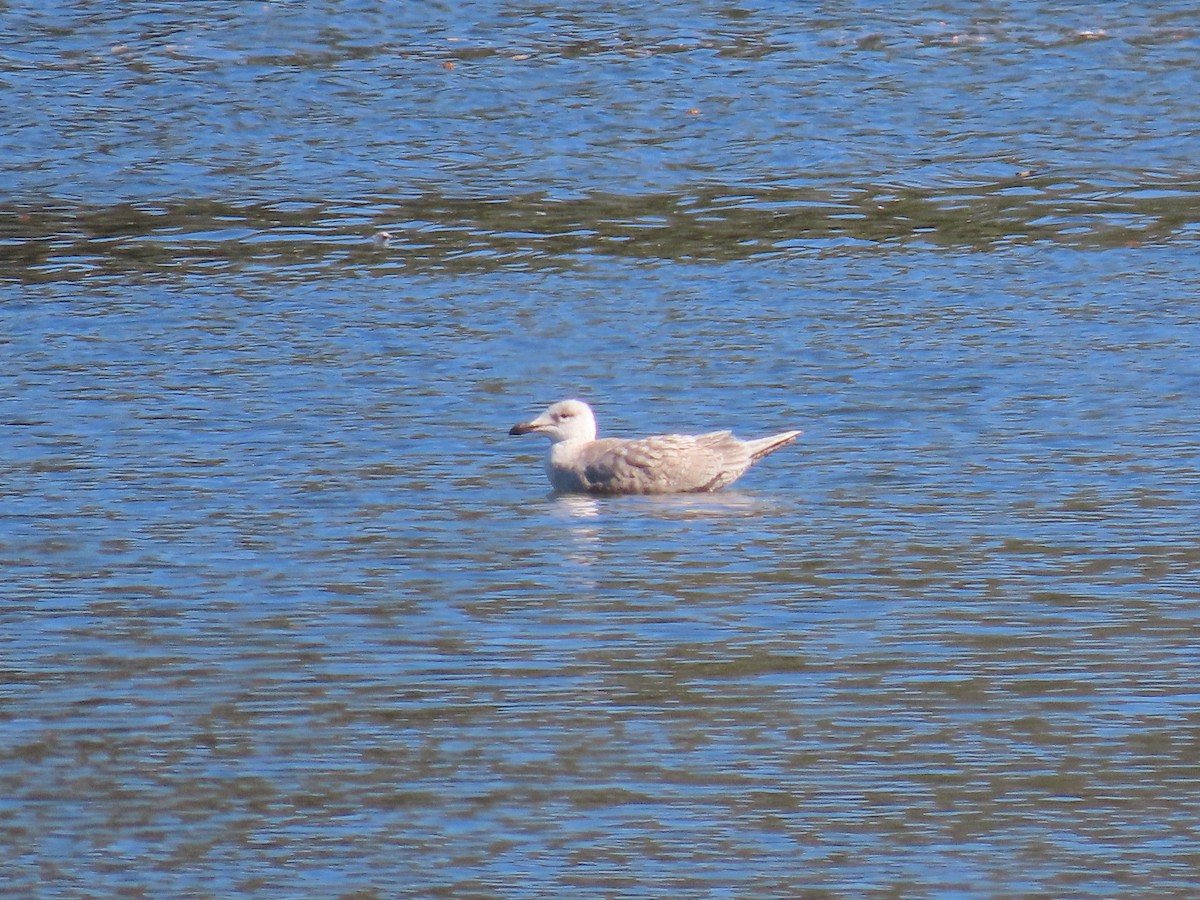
[
  {"xmin": 742, "ymin": 430, "xmax": 803, "ymax": 463},
  {"xmin": 571, "ymin": 432, "xmax": 745, "ymax": 494}
]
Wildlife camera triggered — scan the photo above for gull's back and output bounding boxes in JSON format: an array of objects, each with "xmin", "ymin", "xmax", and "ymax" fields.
[{"xmin": 551, "ymin": 430, "xmax": 792, "ymax": 495}]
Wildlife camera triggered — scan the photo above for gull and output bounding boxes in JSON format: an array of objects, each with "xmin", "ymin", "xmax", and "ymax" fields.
[{"xmin": 509, "ymin": 399, "xmax": 801, "ymax": 495}]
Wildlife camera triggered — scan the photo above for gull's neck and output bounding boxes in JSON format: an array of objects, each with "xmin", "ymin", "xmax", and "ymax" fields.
[
  {"xmin": 548, "ymin": 430, "xmax": 592, "ymax": 466},
  {"xmin": 555, "ymin": 424, "xmax": 596, "ymax": 445}
]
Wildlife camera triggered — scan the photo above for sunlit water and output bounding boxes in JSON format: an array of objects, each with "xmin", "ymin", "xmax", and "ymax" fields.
[{"xmin": 3, "ymin": 2, "xmax": 1199, "ymax": 896}]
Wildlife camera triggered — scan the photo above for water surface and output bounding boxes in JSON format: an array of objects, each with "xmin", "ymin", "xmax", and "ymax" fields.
[{"xmin": 3, "ymin": 1, "xmax": 1199, "ymax": 896}]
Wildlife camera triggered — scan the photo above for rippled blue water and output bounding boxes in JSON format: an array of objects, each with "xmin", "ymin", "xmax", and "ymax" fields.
[{"xmin": 3, "ymin": 1, "xmax": 1199, "ymax": 896}]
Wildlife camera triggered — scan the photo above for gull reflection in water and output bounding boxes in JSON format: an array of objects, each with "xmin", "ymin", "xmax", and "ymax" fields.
[
  {"xmin": 547, "ymin": 496, "xmax": 604, "ymax": 575},
  {"xmin": 553, "ymin": 490, "xmax": 777, "ymax": 522},
  {"xmin": 547, "ymin": 491, "xmax": 782, "ymax": 581},
  {"xmin": 555, "ymin": 495, "xmax": 603, "ymax": 519}
]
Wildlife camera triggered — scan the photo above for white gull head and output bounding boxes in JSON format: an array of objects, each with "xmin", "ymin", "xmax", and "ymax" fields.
[{"xmin": 508, "ymin": 398, "xmax": 598, "ymax": 444}]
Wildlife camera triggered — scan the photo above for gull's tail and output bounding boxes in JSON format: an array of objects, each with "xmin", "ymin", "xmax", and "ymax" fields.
[{"xmin": 745, "ymin": 430, "xmax": 802, "ymax": 463}]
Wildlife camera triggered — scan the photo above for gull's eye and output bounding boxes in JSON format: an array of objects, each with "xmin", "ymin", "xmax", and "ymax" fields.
[{"xmin": 559, "ymin": 410, "xmax": 574, "ymax": 419}]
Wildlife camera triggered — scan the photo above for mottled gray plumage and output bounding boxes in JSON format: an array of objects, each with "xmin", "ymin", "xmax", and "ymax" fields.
[{"xmin": 509, "ymin": 399, "xmax": 801, "ymax": 495}]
